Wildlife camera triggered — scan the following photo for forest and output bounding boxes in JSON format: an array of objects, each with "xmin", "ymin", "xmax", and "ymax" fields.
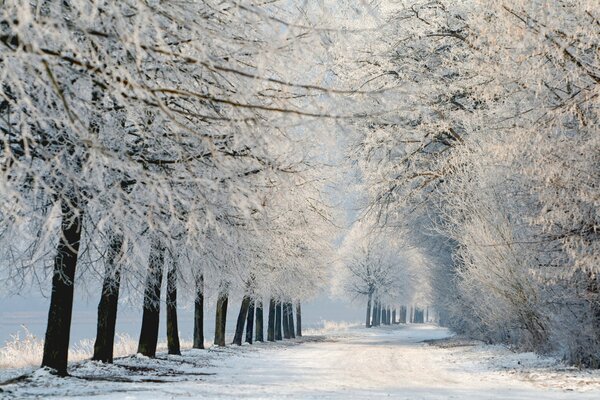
[{"xmin": 0, "ymin": 0, "xmax": 599, "ymax": 396}]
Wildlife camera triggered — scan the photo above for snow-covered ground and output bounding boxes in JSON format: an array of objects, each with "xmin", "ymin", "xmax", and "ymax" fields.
[{"xmin": 2, "ymin": 324, "xmax": 600, "ymax": 399}]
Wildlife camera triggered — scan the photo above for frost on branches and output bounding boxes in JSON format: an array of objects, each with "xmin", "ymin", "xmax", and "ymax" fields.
[
  {"xmin": 0, "ymin": 0, "xmax": 367, "ymax": 375},
  {"xmin": 348, "ymin": 0, "xmax": 600, "ymax": 367}
]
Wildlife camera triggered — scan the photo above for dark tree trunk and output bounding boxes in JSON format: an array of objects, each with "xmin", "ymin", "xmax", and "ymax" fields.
[
  {"xmin": 387, "ymin": 307, "xmax": 391, "ymax": 325},
  {"xmin": 166, "ymin": 257, "xmax": 181, "ymax": 355},
  {"xmin": 93, "ymin": 179, "xmax": 134, "ymax": 363},
  {"xmin": 392, "ymin": 308, "xmax": 397, "ymax": 325},
  {"xmin": 275, "ymin": 301, "xmax": 283, "ymax": 340},
  {"xmin": 193, "ymin": 274, "xmax": 204, "ymax": 349},
  {"xmin": 255, "ymin": 300, "xmax": 264, "ymax": 342},
  {"xmin": 381, "ymin": 305, "xmax": 387, "ymax": 325},
  {"xmin": 399, "ymin": 305, "xmax": 407, "ymax": 323},
  {"xmin": 365, "ymin": 292, "xmax": 373, "ymax": 328},
  {"xmin": 288, "ymin": 303, "xmax": 295, "ymax": 338},
  {"xmin": 282, "ymin": 303, "xmax": 291, "ymax": 339},
  {"xmin": 296, "ymin": 302, "xmax": 302, "ymax": 337},
  {"xmin": 233, "ymin": 295, "xmax": 251, "ymax": 345},
  {"xmin": 245, "ymin": 301, "xmax": 255, "ymax": 344},
  {"xmin": 373, "ymin": 300, "xmax": 379, "ymax": 326},
  {"xmin": 41, "ymin": 200, "xmax": 82, "ymax": 376},
  {"xmin": 267, "ymin": 298, "xmax": 276, "ymax": 342},
  {"xmin": 93, "ymin": 234, "xmax": 123, "ymax": 363},
  {"xmin": 214, "ymin": 291, "xmax": 228, "ymax": 346},
  {"xmin": 137, "ymin": 239, "xmax": 165, "ymax": 357}
]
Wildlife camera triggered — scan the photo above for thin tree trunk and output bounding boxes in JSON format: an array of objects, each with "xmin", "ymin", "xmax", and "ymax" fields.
[
  {"xmin": 365, "ymin": 292, "xmax": 373, "ymax": 328},
  {"xmin": 372, "ymin": 300, "xmax": 377, "ymax": 326},
  {"xmin": 275, "ymin": 301, "xmax": 283, "ymax": 340},
  {"xmin": 93, "ymin": 233, "xmax": 123, "ymax": 363},
  {"xmin": 233, "ymin": 295, "xmax": 251, "ymax": 345},
  {"xmin": 282, "ymin": 303, "xmax": 291, "ymax": 339},
  {"xmin": 267, "ymin": 298, "xmax": 276, "ymax": 342},
  {"xmin": 214, "ymin": 291, "xmax": 228, "ymax": 347},
  {"xmin": 41, "ymin": 199, "xmax": 82, "ymax": 376},
  {"xmin": 392, "ymin": 308, "xmax": 397, "ymax": 325},
  {"xmin": 193, "ymin": 274, "xmax": 204, "ymax": 349},
  {"xmin": 137, "ymin": 239, "xmax": 165, "ymax": 357},
  {"xmin": 296, "ymin": 302, "xmax": 302, "ymax": 337},
  {"xmin": 246, "ymin": 301, "xmax": 254, "ymax": 344},
  {"xmin": 166, "ymin": 256, "xmax": 181, "ymax": 355},
  {"xmin": 255, "ymin": 300, "xmax": 264, "ymax": 342},
  {"xmin": 400, "ymin": 305, "xmax": 407, "ymax": 323},
  {"xmin": 288, "ymin": 303, "xmax": 295, "ymax": 338}
]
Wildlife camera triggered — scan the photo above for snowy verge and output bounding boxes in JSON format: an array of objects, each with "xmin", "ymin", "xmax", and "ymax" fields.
[{"xmin": 426, "ymin": 334, "xmax": 600, "ymax": 393}]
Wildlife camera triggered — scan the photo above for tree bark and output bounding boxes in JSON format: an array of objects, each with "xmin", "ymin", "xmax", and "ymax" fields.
[
  {"xmin": 245, "ymin": 300, "xmax": 254, "ymax": 344},
  {"xmin": 137, "ymin": 239, "xmax": 165, "ymax": 357},
  {"xmin": 255, "ymin": 300, "xmax": 264, "ymax": 342},
  {"xmin": 214, "ymin": 291, "xmax": 229, "ymax": 346},
  {"xmin": 42, "ymin": 199, "xmax": 82, "ymax": 376},
  {"xmin": 166, "ymin": 256, "xmax": 181, "ymax": 355},
  {"xmin": 282, "ymin": 303, "xmax": 291, "ymax": 339},
  {"xmin": 267, "ymin": 298, "xmax": 276, "ymax": 342},
  {"xmin": 365, "ymin": 292, "xmax": 373, "ymax": 328},
  {"xmin": 287, "ymin": 302, "xmax": 295, "ymax": 338},
  {"xmin": 233, "ymin": 295, "xmax": 251, "ymax": 345},
  {"xmin": 93, "ymin": 233, "xmax": 123, "ymax": 363},
  {"xmin": 392, "ymin": 308, "xmax": 397, "ymax": 325},
  {"xmin": 275, "ymin": 301, "xmax": 283, "ymax": 340},
  {"xmin": 296, "ymin": 302, "xmax": 302, "ymax": 337},
  {"xmin": 401, "ymin": 305, "xmax": 407, "ymax": 323},
  {"xmin": 193, "ymin": 274, "xmax": 204, "ymax": 349}
]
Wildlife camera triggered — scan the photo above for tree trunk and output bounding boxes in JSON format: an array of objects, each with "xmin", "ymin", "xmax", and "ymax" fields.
[
  {"xmin": 387, "ymin": 307, "xmax": 391, "ymax": 325},
  {"xmin": 392, "ymin": 308, "xmax": 397, "ymax": 325},
  {"xmin": 282, "ymin": 303, "xmax": 291, "ymax": 339},
  {"xmin": 275, "ymin": 301, "xmax": 283, "ymax": 340},
  {"xmin": 382, "ymin": 305, "xmax": 387, "ymax": 325},
  {"xmin": 193, "ymin": 274, "xmax": 204, "ymax": 349},
  {"xmin": 372, "ymin": 300, "xmax": 377, "ymax": 326},
  {"xmin": 373, "ymin": 300, "xmax": 380, "ymax": 326},
  {"xmin": 93, "ymin": 233, "xmax": 123, "ymax": 363},
  {"xmin": 214, "ymin": 291, "xmax": 229, "ymax": 346},
  {"xmin": 296, "ymin": 302, "xmax": 302, "ymax": 337},
  {"xmin": 233, "ymin": 295, "xmax": 251, "ymax": 345},
  {"xmin": 400, "ymin": 305, "xmax": 407, "ymax": 323},
  {"xmin": 166, "ymin": 256, "xmax": 181, "ymax": 355},
  {"xmin": 365, "ymin": 293, "xmax": 373, "ymax": 328},
  {"xmin": 288, "ymin": 303, "xmax": 295, "ymax": 338},
  {"xmin": 255, "ymin": 300, "xmax": 264, "ymax": 342},
  {"xmin": 245, "ymin": 301, "xmax": 254, "ymax": 344},
  {"xmin": 41, "ymin": 200, "xmax": 82, "ymax": 376},
  {"xmin": 267, "ymin": 298, "xmax": 276, "ymax": 342},
  {"xmin": 137, "ymin": 239, "xmax": 165, "ymax": 357}
]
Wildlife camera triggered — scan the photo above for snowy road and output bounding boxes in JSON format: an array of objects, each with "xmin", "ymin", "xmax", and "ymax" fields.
[{"xmin": 3, "ymin": 324, "xmax": 600, "ymax": 399}]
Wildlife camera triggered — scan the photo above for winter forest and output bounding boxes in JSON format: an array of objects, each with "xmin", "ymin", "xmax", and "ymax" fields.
[{"xmin": 0, "ymin": 0, "xmax": 599, "ymax": 398}]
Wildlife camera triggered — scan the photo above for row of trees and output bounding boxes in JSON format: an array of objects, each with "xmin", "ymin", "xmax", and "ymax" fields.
[
  {"xmin": 0, "ymin": 0, "xmax": 372, "ymax": 375},
  {"xmin": 347, "ymin": 0, "xmax": 600, "ymax": 367},
  {"xmin": 366, "ymin": 304, "xmax": 428, "ymax": 327}
]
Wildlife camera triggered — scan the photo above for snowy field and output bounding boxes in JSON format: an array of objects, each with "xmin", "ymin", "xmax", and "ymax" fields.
[{"xmin": 2, "ymin": 324, "xmax": 600, "ymax": 399}]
